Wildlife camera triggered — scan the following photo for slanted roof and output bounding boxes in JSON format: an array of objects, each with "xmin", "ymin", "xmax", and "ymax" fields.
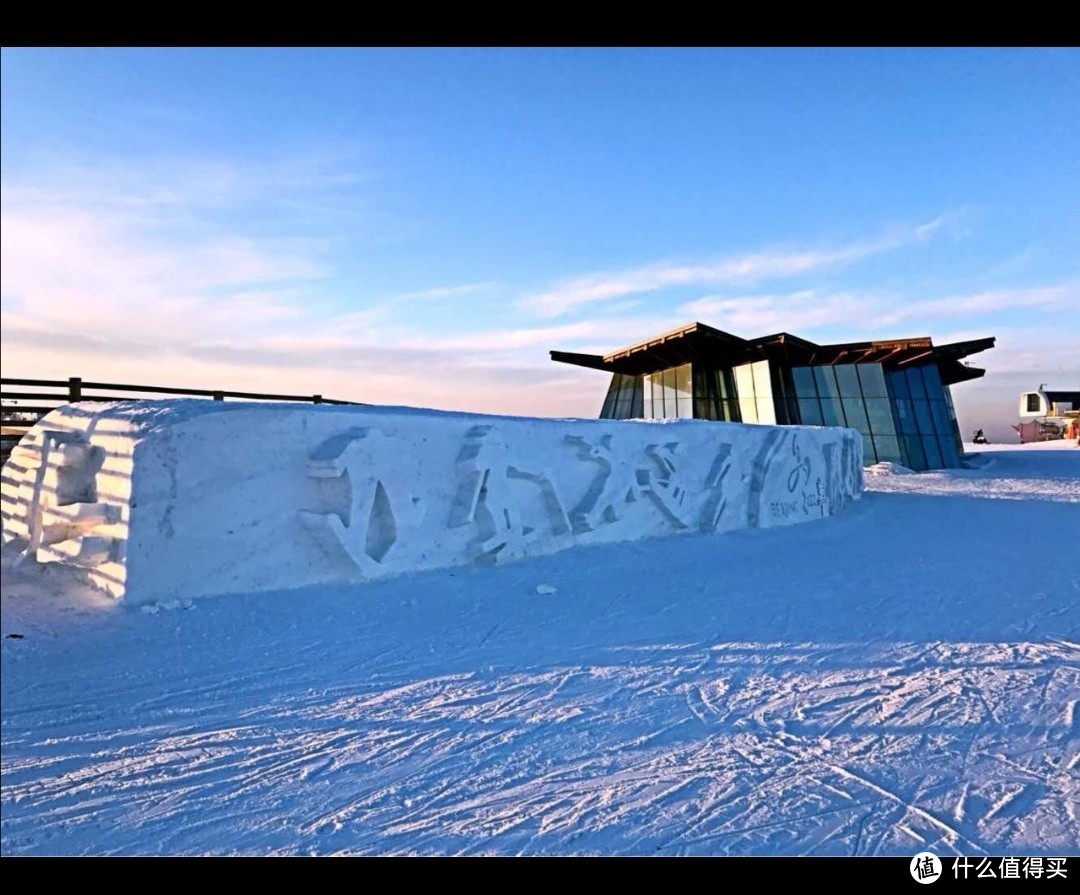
[
  {"xmin": 1044, "ymin": 390, "xmax": 1080, "ymax": 406},
  {"xmin": 550, "ymin": 322, "xmax": 995, "ymax": 385}
]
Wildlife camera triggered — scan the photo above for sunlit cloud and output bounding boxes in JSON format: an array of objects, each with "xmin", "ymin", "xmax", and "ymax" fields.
[
  {"xmin": 386, "ymin": 282, "xmax": 497, "ymax": 303},
  {"xmin": 518, "ymin": 217, "xmax": 954, "ymax": 318},
  {"xmin": 396, "ymin": 317, "xmax": 677, "ymax": 353},
  {"xmin": 873, "ymin": 283, "xmax": 1078, "ymax": 327},
  {"xmin": 0, "ymin": 205, "xmax": 322, "ymax": 346},
  {"xmin": 677, "ymin": 282, "xmax": 1079, "ymax": 338},
  {"xmin": 680, "ymin": 289, "xmax": 861, "ymax": 333}
]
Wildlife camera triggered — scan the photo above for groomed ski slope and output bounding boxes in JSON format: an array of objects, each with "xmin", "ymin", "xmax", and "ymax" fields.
[{"xmin": 2, "ymin": 443, "xmax": 1078, "ymax": 856}]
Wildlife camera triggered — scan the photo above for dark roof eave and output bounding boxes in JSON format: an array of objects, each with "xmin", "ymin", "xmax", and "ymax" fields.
[
  {"xmin": 602, "ymin": 321, "xmax": 748, "ymax": 362},
  {"xmin": 548, "ymin": 350, "xmax": 610, "ymax": 372},
  {"xmin": 550, "ymin": 326, "xmax": 997, "ymax": 380},
  {"xmin": 933, "ymin": 336, "xmax": 997, "ymax": 361},
  {"xmin": 939, "ymin": 362, "xmax": 987, "ymax": 385}
]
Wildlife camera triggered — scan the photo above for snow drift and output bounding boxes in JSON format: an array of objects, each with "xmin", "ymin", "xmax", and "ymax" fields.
[{"xmin": 0, "ymin": 401, "xmax": 863, "ymax": 604}]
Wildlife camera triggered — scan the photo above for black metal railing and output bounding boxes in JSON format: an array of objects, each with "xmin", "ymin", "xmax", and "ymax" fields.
[{"xmin": 1, "ymin": 376, "xmax": 360, "ymax": 438}]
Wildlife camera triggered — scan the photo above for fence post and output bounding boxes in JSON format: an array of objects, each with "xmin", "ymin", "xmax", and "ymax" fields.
[
  {"xmin": 313, "ymin": 394, "xmax": 322, "ymax": 404},
  {"xmin": 213, "ymin": 391, "xmax": 224, "ymax": 402},
  {"xmin": 69, "ymin": 377, "xmax": 82, "ymax": 402}
]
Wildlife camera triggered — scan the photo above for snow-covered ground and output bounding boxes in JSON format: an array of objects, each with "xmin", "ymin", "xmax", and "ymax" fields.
[{"xmin": 2, "ymin": 442, "xmax": 1077, "ymax": 856}]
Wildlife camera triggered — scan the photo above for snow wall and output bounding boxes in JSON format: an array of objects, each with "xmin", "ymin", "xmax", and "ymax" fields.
[{"xmin": 1, "ymin": 401, "xmax": 863, "ymax": 605}]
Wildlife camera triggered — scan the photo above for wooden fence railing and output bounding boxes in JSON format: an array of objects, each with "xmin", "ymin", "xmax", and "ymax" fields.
[{"xmin": 1, "ymin": 376, "xmax": 360, "ymax": 431}]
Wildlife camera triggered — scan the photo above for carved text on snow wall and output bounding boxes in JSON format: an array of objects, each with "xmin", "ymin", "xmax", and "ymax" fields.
[{"xmin": 298, "ymin": 424, "xmax": 861, "ymax": 577}]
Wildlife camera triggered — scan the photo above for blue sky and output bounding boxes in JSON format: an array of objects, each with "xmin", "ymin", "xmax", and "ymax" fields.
[{"xmin": 2, "ymin": 47, "xmax": 1077, "ymax": 439}]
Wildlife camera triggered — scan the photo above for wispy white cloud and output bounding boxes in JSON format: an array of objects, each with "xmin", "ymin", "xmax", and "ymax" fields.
[
  {"xmin": 396, "ymin": 316, "xmax": 677, "ymax": 353},
  {"xmin": 518, "ymin": 217, "xmax": 954, "ymax": 318},
  {"xmin": 912, "ymin": 208, "xmax": 968, "ymax": 241},
  {"xmin": 677, "ymin": 281, "xmax": 1079, "ymax": 337},
  {"xmin": 0, "ymin": 204, "xmax": 323, "ymax": 347},
  {"xmin": 1, "ymin": 150, "xmax": 372, "ymax": 216},
  {"xmin": 873, "ymin": 283, "xmax": 1078, "ymax": 327},
  {"xmin": 386, "ymin": 282, "xmax": 497, "ymax": 303},
  {"xmin": 680, "ymin": 289, "xmax": 863, "ymax": 334}
]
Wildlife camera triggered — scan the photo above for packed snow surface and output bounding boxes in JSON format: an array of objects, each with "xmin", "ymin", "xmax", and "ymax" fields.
[{"xmin": 2, "ymin": 442, "xmax": 1077, "ymax": 856}]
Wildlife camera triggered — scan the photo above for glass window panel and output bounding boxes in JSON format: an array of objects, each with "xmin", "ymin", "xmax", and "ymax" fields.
[
  {"xmin": 751, "ymin": 360, "xmax": 773, "ymax": 397},
  {"xmin": 792, "ymin": 367, "xmax": 817, "ymax": 397},
  {"xmin": 674, "ymin": 364, "xmax": 692, "ymax": 400},
  {"xmin": 662, "ymin": 367, "xmax": 676, "ymax": 397},
  {"xmin": 841, "ymin": 396, "xmax": 870, "ymax": 433},
  {"xmin": 857, "ymin": 364, "xmax": 888, "ymax": 398},
  {"xmin": 922, "ymin": 435, "xmax": 943, "ymax": 469},
  {"xmin": 656, "ymin": 372, "xmax": 671, "ymax": 417},
  {"xmin": 734, "ymin": 363, "xmax": 756, "ymax": 397},
  {"xmin": 615, "ymin": 377, "xmax": 635, "ymax": 417},
  {"xmin": 692, "ymin": 367, "xmax": 707, "ymax": 398},
  {"xmin": 756, "ymin": 396, "xmax": 777, "ymax": 424},
  {"xmin": 872, "ymin": 434, "xmax": 903, "ymax": 464},
  {"xmin": 644, "ymin": 372, "xmax": 665, "ymax": 418},
  {"xmin": 941, "ymin": 434, "xmax": 959, "ymax": 468},
  {"xmin": 780, "ymin": 397, "xmax": 800, "ymax": 426},
  {"xmin": 600, "ymin": 376, "xmax": 618, "ymax": 418},
  {"xmin": 895, "ymin": 399, "xmax": 917, "ymax": 434},
  {"xmin": 821, "ymin": 399, "xmax": 845, "ymax": 427},
  {"xmin": 930, "ymin": 400, "xmax": 952, "ymax": 434},
  {"xmin": 901, "ymin": 434, "xmax": 927, "ymax": 471},
  {"xmin": 693, "ymin": 399, "xmax": 716, "ymax": 421},
  {"xmin": 921, "ymin": 363, "xmax": 944, "ymax": 398},
  {"xmin": 734, "ymin": 363, "xmax": 758, "ymax": 423},
  {"xmin": 938, "ymin": 435, "xmax": 960, "ymax": 468},
  {"xmin": 906, "ymin": 366, "xmax": 928, "ymax": 400},
  {"xmin": 813, "ymin": 366, "xmax": 840, "ymax": 400},
  {"xmin": 886, "ymin": 368, "xmax": 910, "ymax": 400},
  {"xmin": 797, "ymin": 398, "xmax": 824, "ymax": 426},
  {"xmin": 716, "ymin": 369, "xmax": 732, "ymax": 402},
  {"xmin": 914, "ymin": 399, "xmax": 935, "ymax": 434},
  {"xmin": 835, "ymin": 365, "xmax": 862, "ymax": 397},
  {"xmin": 862, "ymin": 434, "xmax": 877, "ymax": 464},
  {"xmin": 943, "ymin": 388, "xmax": 958, "ymax": 421},
  {"xmin": 863, "ymin": 398, "xmax": 895, "ymax": 435}
]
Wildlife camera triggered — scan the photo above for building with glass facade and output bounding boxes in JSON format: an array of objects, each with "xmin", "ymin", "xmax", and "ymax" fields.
[{"xmin": 551, "ymin": 322, "xmax": 995, "ymax": 471}]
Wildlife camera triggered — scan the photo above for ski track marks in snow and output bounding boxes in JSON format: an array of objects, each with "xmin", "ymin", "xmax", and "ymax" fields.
[
  {"xmin": 3, "ymin": 640, "xmax": 1077, "ymax": 856},
  {"xmin": 2, "ymin": 443, "xmax": 1079, "ymax": 855}
]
